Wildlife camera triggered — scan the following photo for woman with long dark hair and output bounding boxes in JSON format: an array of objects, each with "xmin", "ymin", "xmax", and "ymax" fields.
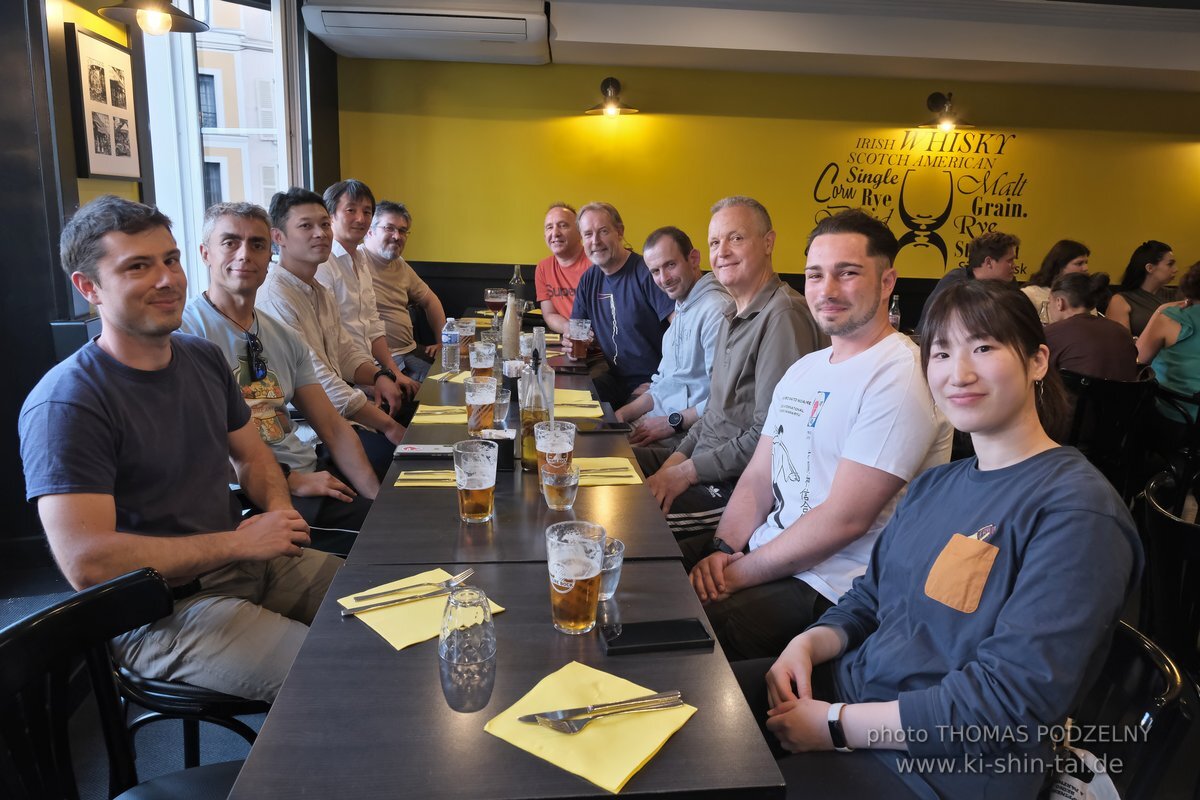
[
  {"xmin": 1106, "ymin": 240, "xmax": 1176, "ymax": 336},
  {"xmin": 1021, "ymin": 239, "xmax": 1089, "ymax": 324},
  {"xmin": 737, "ymin": 281, "xmax": 1141, "ymax": 799}
]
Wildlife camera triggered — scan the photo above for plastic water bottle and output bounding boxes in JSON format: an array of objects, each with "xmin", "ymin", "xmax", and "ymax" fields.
[
  {"xmin": 888, "ymin": 295, "xmax": 901, "ymax": 329},
  {"xmin": 441, "ymin": 318, "xmax": 460, "ymax": 372}
]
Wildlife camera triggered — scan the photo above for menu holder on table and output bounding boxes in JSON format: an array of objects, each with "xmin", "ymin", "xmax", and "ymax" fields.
[
  {"xmin": 337, "ymin": 568, "xmax": 504, "ymax": 650},
  {"xmin": 486, "ymin": 661, "xmax": 696, "ymax": 794}
]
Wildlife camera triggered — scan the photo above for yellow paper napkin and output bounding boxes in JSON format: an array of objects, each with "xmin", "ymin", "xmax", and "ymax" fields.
[
  {"xmin": 448, "ymin": 370, "xmax": 471, "ymax": 384},
  {"xmin": 554, "ymin": 389, "xmax": 595, "ymax": 403},
  {"xmin": 544, "ymin": 333, "xmax": 561, "ymax": 343},
  {"xmin": 338, "ymin": 568, "xmax": 504, "ymax": 651},
  {"xmin": 485, "ymin": 661, "xmax": 695, "ymax": 793},
  {"xmin": 393, "ymin": 469, "xmax": 457, "ymax": 487},
  {"xmin": 554, "ymin": 388, "xmax": 603, "ymax": 418},
  {"xmin": 575, "ymin": 457, "xmax": 643, "ymax": 486},
  {"xmin": 411, "ymin": 404, "xmax": 468, "ymax": 425}
]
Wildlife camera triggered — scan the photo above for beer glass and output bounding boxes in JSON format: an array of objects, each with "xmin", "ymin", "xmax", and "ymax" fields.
[
  {"xmin": 464, "ymin": 377, "xmax": 497, "ymax": 436},
  {"xmin": 454, "ymin": 439, "xmax": 498, "ymax": 523},
  {"xmin": 456, "ymin": 318, "xmax": 477, "ymax": 363},
  {"xmin": 545, "ymin": 520, "xmax": 605, "ymax": 634},
  {"xmin": 469, "ymin": 341, "xmax": 496, "ymax": 379},
  {"xmin": 534, "ymin": 420, "xmax": 576, "ymax": 487},
  {"xmin": 566, "ymin": 319, "xmax": 591, "ymax": 361},
  {"xmin": 541, "ymin": 464, "xmax": 580, "ymax": 511}
]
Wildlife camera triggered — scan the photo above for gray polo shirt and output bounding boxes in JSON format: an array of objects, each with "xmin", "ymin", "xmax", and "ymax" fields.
[{"xmin": 676, "ymin": 275, "xmax": 828, "ymax": 483}]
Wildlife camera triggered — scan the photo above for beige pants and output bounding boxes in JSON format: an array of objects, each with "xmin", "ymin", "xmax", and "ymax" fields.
[{"xmin": 110, "ymin": 549, "xmax": 341, "ymax": 702}]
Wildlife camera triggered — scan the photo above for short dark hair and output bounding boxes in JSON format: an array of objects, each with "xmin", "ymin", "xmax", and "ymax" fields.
[
  {"xmin": 323, "ymin": 179, "xmax": 375, "ymax": 216},
  {"xmin": 968, "ymin": 231, "xmax": 1020, "ymax": 271},
  {"xmin": 269, "ymin": 187, "xmax": 326, "ymax": 230},
  {"xmin": 643, "ymin": 226, "xmax": 693, "ymax": 257},
  {"xmin": 202, "ymin": 201, "xmax": 270, "ymax": 243},
  {"xmin": 1028, "ymin": 239, "xmax": 1089, "ymax": 288},
  {"xmin": 61, "ymin": 195, "xmax": 172, "ymax": 282},
  {"xmin": 805, "ymin": 208, "xmax": 898, "ymax": 267},
  {"xmin": 1118, "ymin": 240, "xmax": 1172, "ymax": 292},
  {"xmin": 373, "ymin": 200, "xmax": 411, "ymax": 227},
  {"xmin": 920, "ymin": 280, "xmax": 1068, "ymax": 441},
  {"xmin": 1050, "ymin": 272, "xmax": 1110, "ymax": 311},
  {"xmin": 1179, "ymin": 261, "xmax": 1200, "ymax": 302}
]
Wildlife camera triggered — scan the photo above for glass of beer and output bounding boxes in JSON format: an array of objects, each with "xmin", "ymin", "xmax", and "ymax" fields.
[
  {"xmin": 456, "ymin": 318, "xmax": 477, "ymax": 363},
  {"xmin": 534, "ymin": 420, "xmax": 576, "ymax": 487},
  {"xmin": 469, "ymin": 341, "xmax": 496, "ymax": 379},
  {"xmin": 454, "ymin": 439, "xmax": 498, "ymax": 523},
  {"xmin": 541, "ymin": 464, "xmax": 580, "ymax": 511},
  {"xmin": 566, "ymin": 319, "xmax": 591, "ymax": 361},
  {"xmin": 464, "ymin": 377, "xmax": 497, "ymax": 436},
  {"xmin": 545, "ymin": 520, "xmax": 605, "ymax": 634}
]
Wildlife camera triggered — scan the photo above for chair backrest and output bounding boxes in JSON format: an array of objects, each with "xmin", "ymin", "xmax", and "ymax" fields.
[
  {"xmin": 1149, "ymin": 384, "xmax": 1200, "ymax": 484},
  {"xmin": 0, "ymin": 568, "xmax": 174, "ymax": 800},
  {"xmin": 1142, "ymin": 472, "xmax": 1200, "ymax": 676},
  {"xmin": 1072, "ymin": 621, "xmax": 1191, "ymax": 800},
  {"xmin": 1059, "ymin": 370, "xmax": 1157, "ymax": 502}
]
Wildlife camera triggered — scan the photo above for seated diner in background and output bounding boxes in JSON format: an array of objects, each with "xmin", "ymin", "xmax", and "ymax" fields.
[
  {"xmin": 1020, "ymin": 238, "xmax": 1090, "ymax": 324},
  {"xmin": 536, "ymin": 202, "xmax": 591, "ymax": 334},
  {"xmin": 1044, "ymin": 272, "xmax": 1138, "ymax": 381},
  {"xmin": 918, "ymin": 230, "xmax": 1020, "ymax": 327},
  {"xmin": 734, "ymin": 279, "xmax": 1141, "ymax": 799},
  {"xmin": 1137, "ymin": 260, "xmax": 1200, "ymax": 423},
  {"xmin": 1106, "ymin": 239, "xmax": 1177, "ymax": 337}
]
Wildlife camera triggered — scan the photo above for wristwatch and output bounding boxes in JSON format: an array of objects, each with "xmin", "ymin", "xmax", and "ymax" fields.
[
  {"xmin": 668, "ymin": 411, "xmax": 685, "ymax": 433},
  {"xmin": 373, "ymin": 367, "xmax": 397, "ymax": 383},
  {"xmin": 827, "ymin": 702, "xmax": 853, "ymax": 752},
  {"xmin": 711, "ymin": 536, "xmax": 735, "ymax": 555}
]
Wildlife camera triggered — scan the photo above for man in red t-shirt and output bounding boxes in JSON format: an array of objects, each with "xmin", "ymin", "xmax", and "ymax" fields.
[{"xmin": 535, "ymin": 202, "xmax": 591, "ymax": 333}]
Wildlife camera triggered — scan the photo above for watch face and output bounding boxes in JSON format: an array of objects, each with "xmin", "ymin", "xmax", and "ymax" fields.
[{"xmin": 669, "ymin": 412, "xmax": 683, "ymax": 429}]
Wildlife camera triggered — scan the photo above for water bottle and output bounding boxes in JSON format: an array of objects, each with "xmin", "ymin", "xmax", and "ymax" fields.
[
  {"xmin": 441, "ymin": 318, "xmax": 460, "ymax": 372},
  {"xmin": 888, "ymin": 295, "xmax": 901, "ymax": 329}
]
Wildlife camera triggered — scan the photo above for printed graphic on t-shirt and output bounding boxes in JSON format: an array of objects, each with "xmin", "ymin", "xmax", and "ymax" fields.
[
  {"xmin": 233, "ymin": 357, "xmax": 289, "ymax": 445},
  {"xmin": 599, "ymin": 291, "xmax": 619, "ymax": 363},
  {"xmin": 546, "ymin": 286, "xmax": 575, "ymax": 299},
  {"xmin": 769, "ymin": 391, "xmax": 831, "ymax": 527}
]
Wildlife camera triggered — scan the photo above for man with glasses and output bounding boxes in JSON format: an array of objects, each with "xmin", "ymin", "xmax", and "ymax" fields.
[
  {"xmin": 361, "ymin": 200, "xmax": 446, "ymax": 383},
  {"xmin": 181, "ymin": 202, "xmax": 379, "ymax": 552},
  {"xmin": 19, "ymin": 195, "xmax": 339, "ymax": 703},
  {"xmin": 258, "ymin": 187, "xmax": 406, "ymax": 478},
  {"xmin": 317, "ymin": 179, "xmax": 417, "ymax": 405}
]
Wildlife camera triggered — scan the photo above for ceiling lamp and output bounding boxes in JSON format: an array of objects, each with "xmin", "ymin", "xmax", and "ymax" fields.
[
  {"xmin": 584, "ymin": 77, "xmax": 639, "ymax": 117},
  {"xmin": 918, "ymin": 91, "xmax": 974, "ymax": 132},
  {"xmin": 99, "ymin": 0, "xmax": 210, "ymax": 35}
]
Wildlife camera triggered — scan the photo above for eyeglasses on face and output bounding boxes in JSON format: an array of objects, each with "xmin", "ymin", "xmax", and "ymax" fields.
[{"xmin": 373, "ymin": 224, "xmax": 410, "ymax": 237}]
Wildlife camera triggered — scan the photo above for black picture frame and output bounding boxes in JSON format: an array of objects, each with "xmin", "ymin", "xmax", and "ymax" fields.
[{"xmin": 64, "ymin": 23, "xmax": 141, "ymax": 181}]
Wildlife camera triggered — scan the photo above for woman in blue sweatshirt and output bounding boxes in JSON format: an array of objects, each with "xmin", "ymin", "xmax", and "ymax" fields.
[{"xmin": 749, "ymin": 280, "xmax": 1142, "ymax": 799}]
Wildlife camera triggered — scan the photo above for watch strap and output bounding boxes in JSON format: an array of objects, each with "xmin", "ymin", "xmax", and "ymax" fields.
[
  {"xmin": 827, "ymin": 702, "xmax": 853, "ymax": 752},
  {"xmin": 374, "ymin": 367, "xmax": 397, "ymax": 382},
  {"xmin": 712, "ymin": 536, "xmax": 735, "ymax": 555}
]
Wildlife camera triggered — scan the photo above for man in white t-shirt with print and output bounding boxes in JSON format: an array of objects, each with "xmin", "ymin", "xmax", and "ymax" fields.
[{"xmin": 687, "ymin": 209, "xmax": 953, "ymax": 660}]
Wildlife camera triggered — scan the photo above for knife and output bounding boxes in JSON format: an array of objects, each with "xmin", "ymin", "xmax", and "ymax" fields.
[
  {"xmin": 340, "ymin": 586, "xmax": 453, "ymax": 617},
  {"xmin": 517, "ymin": 690, "xmax": 682, "ymax": 724}
]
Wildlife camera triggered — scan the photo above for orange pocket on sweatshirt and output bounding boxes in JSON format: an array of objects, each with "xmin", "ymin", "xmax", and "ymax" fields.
[{"xmin": 924, "ymin": 533, "xmax": 999, "ymax": 613}]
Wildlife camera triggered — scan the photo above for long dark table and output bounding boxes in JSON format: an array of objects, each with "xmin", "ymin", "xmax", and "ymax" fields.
[{"xmin": 228, "ymin": 561, "xmax": 785, "ymax": 799}]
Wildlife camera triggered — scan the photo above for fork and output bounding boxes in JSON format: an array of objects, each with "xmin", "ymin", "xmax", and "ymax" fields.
[
  {"xmin": 536, "ymin": 699, "xmax": 684, "ymax": 734},
  {"xmin": 351, "ymin": 568, "xmax": 474, "ymax": 603}
]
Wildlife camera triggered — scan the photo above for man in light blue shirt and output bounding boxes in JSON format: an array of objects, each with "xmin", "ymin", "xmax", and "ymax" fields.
[{"xmin": 616, "ymin": 226, "xmax": 732, "ymax": 450}]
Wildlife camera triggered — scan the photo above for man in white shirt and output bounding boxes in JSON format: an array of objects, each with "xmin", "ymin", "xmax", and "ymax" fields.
[
  {"xmin": 257, "ymin": 187, "xmax": 406, "ymax": 478},
  {"xmin": 687, "ymin": 209, "xmax": 953, "ymax": 660},
  {"xmin": 361, "ymin": 200, "xmax": 446, "ymax": 383},
  {"xmin": 317, "ymin": 179, "xmax": 418, "ymax": 404}
]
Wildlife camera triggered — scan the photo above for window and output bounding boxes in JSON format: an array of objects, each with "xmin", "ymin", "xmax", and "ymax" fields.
[
  {"xmin": 203, "ymin": 161, "xmax": 223, "ymax": 209},
  {"xmin": 198, "ymin": 74, "xmax": 218, "ymax": 128}
]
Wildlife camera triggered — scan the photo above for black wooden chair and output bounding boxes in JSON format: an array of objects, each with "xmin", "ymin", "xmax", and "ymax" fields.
[
  {"xmin": 1140, "ymin": 472, "xmax": 1200, "ymax": 677},
  {"xmin": 1070, "ymin": 621, "xmax": 1193, "ymax": 800},
  {"xmin": 1147, "ymin": 384, "xmax": 1200, "ymax": 487},
  {"xmin": 1059, "ymin": 369, "xmax": 1158, "ymax": 505},
  {"xmin": 0, "ymin": 568, "xmax": 240, "ymax": 799}
]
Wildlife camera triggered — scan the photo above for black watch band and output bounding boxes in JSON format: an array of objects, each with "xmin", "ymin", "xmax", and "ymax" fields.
[
  {"xmin": 827, "ymin": 702, "xmax": 853, "ymax": 752},
  {"xmin": 712, "ymin": 536, "xmax": 735, "ymax": 555},
  {"xmin": 374, "ymin": 367, "xmax": 397, "ymax": 383}
]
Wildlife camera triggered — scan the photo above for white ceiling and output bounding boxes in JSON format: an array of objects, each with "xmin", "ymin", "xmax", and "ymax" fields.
[{"xmin": 304, "ymin": 0, "xmax": 1200, "ymax": 91}]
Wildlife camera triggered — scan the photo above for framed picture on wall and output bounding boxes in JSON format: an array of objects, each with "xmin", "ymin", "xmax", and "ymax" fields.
[{"xmin": 65, "ymin": 24, "xmax": 141, "ymax": 180}]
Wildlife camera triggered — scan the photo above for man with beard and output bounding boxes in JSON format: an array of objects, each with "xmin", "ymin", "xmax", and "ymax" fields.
[{"xmin": 686, "ymin": 209, "xmax": 953, "ymax": 661}]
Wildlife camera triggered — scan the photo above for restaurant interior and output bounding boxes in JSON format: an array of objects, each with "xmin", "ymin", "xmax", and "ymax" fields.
[{"xmin": 4, "ymin": 0, "xmax": 1200, "ymax": 797}]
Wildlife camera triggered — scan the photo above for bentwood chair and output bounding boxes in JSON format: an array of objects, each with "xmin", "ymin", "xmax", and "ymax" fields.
[
  {"xmin": 1141, "ymin": 472, "xmax": 1200, "ymax": 677},
  {"xmin": 0, "ymin": 568, "xmax": 240, "ymax": 799},
  {"xmin": 1070, "ymin": 621, "xmax": 1192, "ymax": 800},
  {"xmin": 1147, "ymin": 385, "xmax": 1200, "ymax": 487},
  {"xmin": 1058, "ymin": 370, "xmax": 1158, "ymax": 505}
]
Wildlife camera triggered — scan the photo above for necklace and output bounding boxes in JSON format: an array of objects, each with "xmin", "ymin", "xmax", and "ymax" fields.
[{"xmin": 202, "ymin": 292, "xmax": 268, "ymax": 381}]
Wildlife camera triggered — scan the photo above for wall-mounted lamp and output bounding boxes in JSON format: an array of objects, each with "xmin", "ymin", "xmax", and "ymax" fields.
[
  {"xmin": 918, "ymin": 91, "xmax": 974, "ymax": 132},
  {"xmin": 584, "ymin": 77, "xmax": 639, "ymax": 117},
  {"xmin": 99, "ymin": 0, "xmax": 210, "ymax": 35}
]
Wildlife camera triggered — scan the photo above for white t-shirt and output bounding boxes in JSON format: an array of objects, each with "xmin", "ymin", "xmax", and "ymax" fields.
[{"xmin": 748, "ymin": 332, "xmax": 952, "ymax": 602}]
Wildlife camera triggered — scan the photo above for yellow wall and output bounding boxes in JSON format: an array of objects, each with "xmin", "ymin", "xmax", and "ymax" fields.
[
  {"xmin": 51, "ymin": 0, "xmax": 140, "ymax": 204},
  {"xmin": 338, "ymin": 60, "xmax": 1200, "ymax": 280}
]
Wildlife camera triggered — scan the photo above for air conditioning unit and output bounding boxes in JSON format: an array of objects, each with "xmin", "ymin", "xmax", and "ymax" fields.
[{"xmin": 302, "ymin": 2, "xmax": 550, "ymax": 64}]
